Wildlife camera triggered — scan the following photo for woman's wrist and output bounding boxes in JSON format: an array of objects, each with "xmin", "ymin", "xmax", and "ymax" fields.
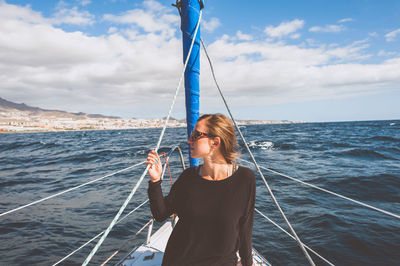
[{"xmin": 150, "ymin": 177, "xmax": 160, "ymax": 183}]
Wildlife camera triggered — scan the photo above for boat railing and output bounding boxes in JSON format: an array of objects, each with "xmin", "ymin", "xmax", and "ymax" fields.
[
  {"xmin": 52, "ymin": 145, "xmax": 187, "ymax": 265},
  {"xmin": 101, "ymin": 218, "xmax": 155, "ymax": 266},
  {"xmin": 52, "ymin": 199, "xmax": 150, "ymax": 265}
]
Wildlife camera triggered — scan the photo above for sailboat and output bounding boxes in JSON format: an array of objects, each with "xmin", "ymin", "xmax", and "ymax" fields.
[{"xmin": 1, "ymin": 1, "xmax": 398, "ymax": 266}]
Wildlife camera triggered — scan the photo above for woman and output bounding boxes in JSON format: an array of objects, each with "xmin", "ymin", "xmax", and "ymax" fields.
[{"xmin": 147, "ymin": 114, "xmax": 256, "ymax": 266}]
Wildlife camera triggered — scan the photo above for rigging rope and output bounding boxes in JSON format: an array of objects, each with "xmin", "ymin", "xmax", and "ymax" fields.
[
  {"xmin": 82, "ymin": 10, "xmax": 203, "ymax": 265},
  {"xmin": 160, "ymin": 152, "xmax": 173, "ymax": 184},
  {"xmin": 54, "ymin": 148, "xmax": 178, "ymax": 264},
  {"xmin": 0, "ymin": 161, "xmax": 146, "ymax": 218},
  {"xmin": 240, "ymin": 158, "xmax": 400, "ymax": 220},
  {"xmin": 255, "ymin": 208, "xmax": 335, "ymax": 266},
  {"xmin": 52, "ymin": 199, "xmax": 149, "ymax": 266},
  {"xmin": 200, "ymin": 38, "xmax": 316, "ymax": 266},
  {"xmin": 100, "ymin": 218, "xmax": 154, "ymax": 266}
]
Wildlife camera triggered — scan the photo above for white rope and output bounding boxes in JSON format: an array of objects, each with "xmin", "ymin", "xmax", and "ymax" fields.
[
  {"xmin": 82, "ymin": 10, "xmax": 203, "ymax": 265},
  {"xmin": 100, "ymin": 219, "xmax": 154, "ymax": 266},
  {"xmin": 52, "ymin": 199, "xmax": 149, "ymax": 266},
  {"xmin": 255, "ymin": 208, "xmax": 335, "ymax": 266},
  {"xmin": 0, "ymin": 161, "xmax": 146, "ymax": 218},
  {"xmin": 200, "ymin": 38, "xmax": 316, "ymax": 266},
  {"xmin": 54, "ymin": 147, "xmax": 177, "ymax": 264},
  {"xmin": 241, "ymin": 158, "xmax": 400, "ymax": 220}
]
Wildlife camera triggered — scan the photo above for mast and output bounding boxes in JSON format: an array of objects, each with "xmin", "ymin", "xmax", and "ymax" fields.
[{"xmin": 178, "ymin": 0, "xmax": 204, "ymax": 167}]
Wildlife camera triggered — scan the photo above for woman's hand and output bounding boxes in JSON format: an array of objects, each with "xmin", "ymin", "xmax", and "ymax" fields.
[{"xmin": 147, "ymin": 150, "xmax": 162, "ymax": 182}]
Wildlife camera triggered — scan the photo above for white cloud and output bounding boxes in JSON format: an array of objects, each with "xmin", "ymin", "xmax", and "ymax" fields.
[
  {"xmin": 385, "ymin": 29, "xmax": 400, "ymax": 42},
  {"xmin": 305, "ymin": 38, "xmax": 320, "ymax": 47},
  {"xmin": 324, "ymin": 40, "xmax": 371, "ymax": 61},
  {"xmin": 0, "ymin": 1, "xmax": 182, "ymax": 117},
  {"xmin": 378, "ymin": 50, "xmax": 398, "ymax": 57},
  {"xmin": 0, "ymin": 0, "xmax": 95, "ymax": 26},
  {"xmin": 309, "ymin": 24, "xmax": 344, "ymax": 33},
  {"xmin": 264, "ymin": 19, "xmax": 304, "ymax": 38},
  {"xmin": 1, "ymin": 1, "xmax": 399, "ymax": 119},
  {"xmin": 143, "ymin": 0, "xmax": 166, "ymax": 12},
  {"xmin": 79, "ymin": 0, "xmax": 91, "ymax": 6},
  {"xmin": 199, "ymin": 37, "xmax": 400, "ymax": 110},
  {"xmin": 202, "ymin": 17, "xmax": 221, "ymax": 33},
  {"xmin": 107, "ymin": 26, "xmax": 118, "ymax": 34},
  {"xmin": 235, "ymin": 30, "xmax": 252, "ymax": 41},
  {"xmin": 369, "ymin": 32, "xmax": 378, "ymax": 37},
  {"xmin": 103, "ymin": 5, "xmax": 179, "ymax": 35},
  {"xmin": 338, "ymin": 18, "xmax": 353, "ymax": 23},
  {"xmin": 0, "ymin": 1, "xmax": 45, "ymax": 24},
  {"xmin": 290, "ymin": 33, "xmax": 301, "ymax": 39},
  {"xmin": 51, "ymin": 6, "xmax": 95, "ymax": 25}
]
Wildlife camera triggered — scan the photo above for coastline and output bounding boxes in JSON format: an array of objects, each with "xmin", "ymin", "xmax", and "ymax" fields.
[
  {"xmin": 0, "ymin": 117, "xmax": 304, "ymax": 134},
  {"xmin": 0, "ymin": 101, "xmax": 305, "ymax": 134}
]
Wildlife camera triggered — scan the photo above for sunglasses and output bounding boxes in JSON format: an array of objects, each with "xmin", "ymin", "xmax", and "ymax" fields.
[{"xmin": 189, "ymin": 130, "xmax": 215, "ymax": 141}]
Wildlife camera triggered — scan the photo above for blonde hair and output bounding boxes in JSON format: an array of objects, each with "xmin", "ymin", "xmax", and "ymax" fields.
[{"xmin": 198, "ymin": 113, "xmax": 240, "ymax": 164}]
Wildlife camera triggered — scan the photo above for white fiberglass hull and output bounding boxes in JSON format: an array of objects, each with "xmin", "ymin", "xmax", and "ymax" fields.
[{"xmin": 116, "ymin": 220, "xmax": 270, "ymax": 266}]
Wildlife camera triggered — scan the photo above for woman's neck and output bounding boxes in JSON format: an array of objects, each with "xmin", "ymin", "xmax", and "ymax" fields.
[{"xmin": 201, "ymin": 158, "xmax": 231, "ymax": 181}]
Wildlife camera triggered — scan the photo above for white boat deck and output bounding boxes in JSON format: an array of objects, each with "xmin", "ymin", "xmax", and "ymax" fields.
[
  {"xmin": 117, "ymin": 220, "xmax": 172, "ymax": 266},
  {"xmin": 116, "ymin": 220, "xmax": 271, "ymax": 266}
]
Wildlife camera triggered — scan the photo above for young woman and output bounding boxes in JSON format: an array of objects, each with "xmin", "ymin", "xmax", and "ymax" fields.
[{"xmin": 147, "ymin": 113, "xmax": 256, "ymax": 266}]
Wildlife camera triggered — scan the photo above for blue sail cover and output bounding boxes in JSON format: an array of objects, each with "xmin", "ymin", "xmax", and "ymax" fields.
[{"xmin": 180, "ymin": 0, "xmax": 203, "ymax": 167}]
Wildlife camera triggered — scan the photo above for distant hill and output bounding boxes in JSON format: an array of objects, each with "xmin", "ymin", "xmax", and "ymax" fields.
[
  {"xmin": 0, "ymin": 97, "xmax": 120, "ymax": 119},
  {"xmin": 0, "ymin": 97, "xmax": 42, "ymax": 112}
]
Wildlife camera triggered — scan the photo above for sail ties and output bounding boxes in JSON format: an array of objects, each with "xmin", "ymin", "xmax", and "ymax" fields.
[
  {"xmin": 160, "ymin": 152, "xmax": 174, "ymax": 184},
  {"xmin": 200, "ymin": 38, "xmax": 316, "ymax": 266},
  {"xmin": 82, "ymin": 9, "xmax": 203, "ymax": 266},
  {"xmin": 172, "ymin": 0, "xmax": 204, "ymax": 16}
]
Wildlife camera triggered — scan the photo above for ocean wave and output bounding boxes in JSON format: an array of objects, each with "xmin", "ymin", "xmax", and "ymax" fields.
[
  {"xmin": 387, "ymin": 147, "xmax": 400, "ymax": 154},
  {"xmin": 0, "ymin": 179, "xmax": 37, "ymax": 187},
  {"xmin": 0, "ymin": 141, "xmax": 64, "ymax": 153},
  {"xmin": 245, "ymin": 140, "xmax": 299, "ymax": 151},
  {"xmin": 274, "ymin": 143, "xmax": 296, "ymax": 150},
  {"xmin": 247, "ymin": 140, "xmax": 274, "ymax": 150},
  {"xmin": 0, "ymin": 141, "xmax": 42, "ymax": 152},
  {"xmin": 331, "ymin": 142, "xmax": 353, "ymax": 148},
  {"xmin": 69, "ymin": 168, "xmax": 93, "ymax": 175},
  {"xmin": 340, "ymin": 148, "xmax": 398, "ymax": 160},
  {"xmin": 369, "ymin": 136, "xmax": 400, "ymax": 142},
  {"xmin": 62, "ymin": 149, "xmax": 115, "ymax": 163},
  {"xmin": 1, "ymin": 123, "xmax": 400, "ymax": 265},
  {"xmin": 329, "ymin": 174, "xmax": 400, "ymax": 202},
  {"xmin": 31, "ymin": 142, "xmax": 63, "ymax": 151},
  {"xmin": 303, "ymin": 213, "xmax": 348, "ymax": 230}
]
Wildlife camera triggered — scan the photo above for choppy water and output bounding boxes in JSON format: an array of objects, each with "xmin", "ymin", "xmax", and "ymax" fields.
[{"xmin": 0, "ymin": 120, "xmax": 399, "ymax": 265}]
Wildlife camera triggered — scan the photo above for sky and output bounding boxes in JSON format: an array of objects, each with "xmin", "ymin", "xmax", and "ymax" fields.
[{"xmin": 0, "ymin": 0, "xmax": 399, "ymax": 122}]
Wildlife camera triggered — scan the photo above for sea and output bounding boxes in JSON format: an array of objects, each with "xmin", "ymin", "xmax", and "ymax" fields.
[{"xmin": 0, "ymin": 120, "xmax": 399, "ymax": 266}]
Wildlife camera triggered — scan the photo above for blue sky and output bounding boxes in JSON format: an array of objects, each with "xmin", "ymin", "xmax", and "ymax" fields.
[{"xmin": 0, "ymin": 0, "xmax": 399, "ymax": 121}]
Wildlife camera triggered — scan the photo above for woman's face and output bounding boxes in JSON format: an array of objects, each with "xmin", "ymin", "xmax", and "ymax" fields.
[{"xmin": 187, "ymin": 119, "xmax": 214, "ymax": 158}]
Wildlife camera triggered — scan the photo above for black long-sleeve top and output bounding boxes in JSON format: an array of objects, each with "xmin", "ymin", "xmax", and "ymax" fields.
[{"xmin": 148, "ymin": 166, "xmax": 256, "ymax": 266}]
